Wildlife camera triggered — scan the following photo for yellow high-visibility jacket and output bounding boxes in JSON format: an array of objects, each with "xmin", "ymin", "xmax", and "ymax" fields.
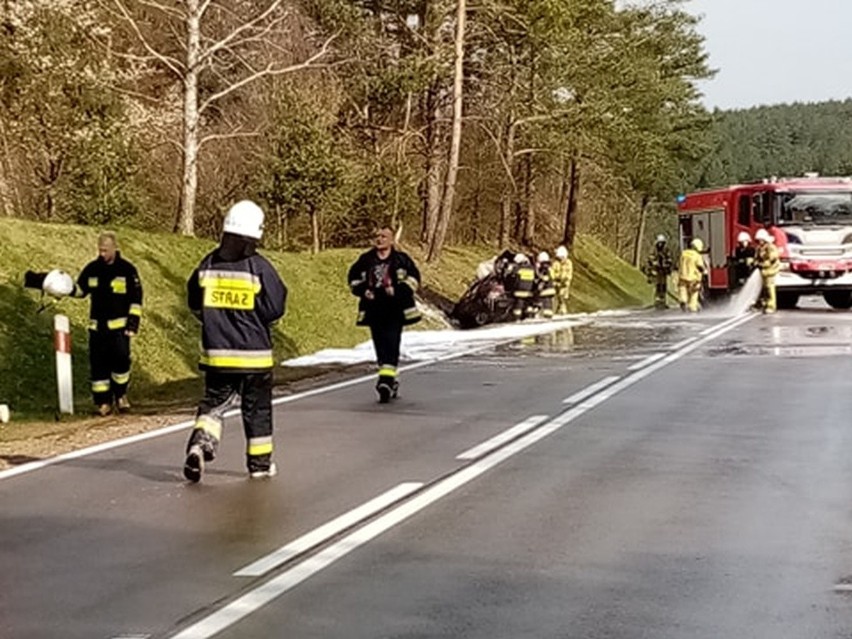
[
  {"xmin": 551, "ymin": 258, "xmax": 573, "ymax": 287},
  {"xmin": 678, "ymin": 248, "xmax": 705, "ymax": 283},
  {"xmin": 756, "ymin": 243, "xmax": 780, "ymax": 277}
]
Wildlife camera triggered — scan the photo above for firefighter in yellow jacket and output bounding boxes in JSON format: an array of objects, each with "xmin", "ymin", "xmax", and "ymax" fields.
[
  {"xmin": 754, "ymin": 228, "xmax": 780, "ymax": 313},
  {"xmin": 678, "ymin": 238, "xmax": 706, "ymax": 312},
  {"xmin": 551, "ymin": 245, "xmax": 573, "ymax": 315}
]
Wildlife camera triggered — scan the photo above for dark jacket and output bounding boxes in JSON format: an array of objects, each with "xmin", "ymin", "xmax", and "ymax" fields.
[
  {"xmin": 187, "ymin": 239, "xmax": 287, "ymax": 373},
  {"xmin": 647, "ymin": 244, "xmax": 673, "ymax": 278},
  {"xmin": 75, "ymin": 252, "xmax": 143, "ymax": 333},
  {"xmin": 348, "ymin": 248, "xmax": 421, "ymax": 326}
]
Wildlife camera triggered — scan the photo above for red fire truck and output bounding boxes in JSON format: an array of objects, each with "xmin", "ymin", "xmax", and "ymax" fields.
[{"xmin": 676, "ymin": 175, "xmax": 852, "ymax": 309}]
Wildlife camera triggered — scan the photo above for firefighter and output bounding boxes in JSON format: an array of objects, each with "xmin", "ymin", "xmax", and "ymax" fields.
[
  {"xmin": 183, "ymin": 200, "xmax": 287, "ymax": 482},
  {"xmin": 678, "ymin": 238, "xmax": 706, "ymax": 313},
  {"xmin": 506, "ymin": 253, "xmax": 536, "ymax": 320},
  {"xmin": 754, "ymin": 228, "xmax": 780, "ymax": 314},
  {"xmin": 733, "ymin": 231, "xmax": 756, "ymax": 287},
  {"xmin": 71, "ymin": 232, "xmax": 143, "ymax": 416},
  {"xmin": 534, "ymin": 251, "xmax": 556, "ymax": 319},
  {"xmin": 646, "ymin": 234, "xmax": 673, "ymax": 309},
  {"xmin": 551, "ymin": 245, "xmax": 573, "ymax": 315},
  {"xmin": 348, "ymin": 226, "xmax": 421, "ymax": 403}
]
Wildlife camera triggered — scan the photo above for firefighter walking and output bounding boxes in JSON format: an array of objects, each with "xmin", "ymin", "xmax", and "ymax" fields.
[
  {"xmin": 646, "ymin": 234, "xmax": 673, "ymax": 309},
  {"xmin": 678, "ymin": 238, "xmax": 706, "ymax": 313},
  {"xmin": 551, "ymin": 245, "xmax": 573, "ymax": 315},
  {"xmin": 72, "ymin": 232, "xmax": 143, "ymax": 416},
  {"xmin": 348, "ymin": 226, "xmax": 421, "ymax": 403},
  {"xmin": 183, "ymin": 201, "xmax": 287, "ymax": 482},
  {"xmin": 534, "ymin": 251, "xmax": 556, "ymax": 319},
  {"xmin": 754, "ymin": 228, "xmax": 780, "ymax": 313}
]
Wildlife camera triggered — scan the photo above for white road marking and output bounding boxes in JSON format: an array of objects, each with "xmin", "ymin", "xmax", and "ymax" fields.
[
  {"xmin": 455, "ymin": 415, "xmax": 549, "ymax": 460},
  {"xmin": 562, "ymin": 376, "xmax": 621, "ymax": 405},
  {"xmin": 669, "ymin": 336, "xmax": 698, "ymax": 351},
  {"xmin": 627, "ymin": 352, "xmax": 667, "ymax": 371},
  {"xmin": 233, "ymin": 482, "xmax": 423, "ymax": 578},
  {"xmin": 167, "ymin": 313, "xmax": 755, "ymax": 639}
]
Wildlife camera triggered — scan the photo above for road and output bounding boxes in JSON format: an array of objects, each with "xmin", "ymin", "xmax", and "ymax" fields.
[{"xmin": 3, "ymin": 303, "xmax": 852, "ymax": 638}]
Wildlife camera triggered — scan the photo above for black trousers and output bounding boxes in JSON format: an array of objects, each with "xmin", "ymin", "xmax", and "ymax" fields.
[
  {"xmin": 655, "ymin": 275, "xmax": 668, "ymax": 306},
  {"xmin": 369, "ymin": 321, "xmax": 403, "ymax": 380},
  {"xmin": 186, "ymin": 370, "xmax": 274, "ymax": 472},
  {"xmin": 89, "ymin": 329, "xmax": 131, "ymax": 405}
]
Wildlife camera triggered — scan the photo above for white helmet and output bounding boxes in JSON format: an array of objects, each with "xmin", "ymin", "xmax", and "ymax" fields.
[
  {"xmin": 755, "ymin": 228, "xmax": 770, "ymax": 243},
  {"xmin": 43, "ymin": 269, "xmax": 74, "ymax": 299},
  {"xmin": 223, "ymin": 200, "xmax": 264, "ymax": 239},
  {"xmin": 513, "ymin": 252, "xmax": 529, "ymax": 264},
  {"xmin": 555, "ymin": 245, "xmax": 568, "ymax": 259},
  {"xmin": 655, "ymin": 234, "xmax": 666, "ymax": 244},
  {"xmin": 537, "ymin": 251, "xmax": 550, "ymax": 263},
  {"xmin": 737, "ymin": 231, "xmax": 751, "ymax": 243}
]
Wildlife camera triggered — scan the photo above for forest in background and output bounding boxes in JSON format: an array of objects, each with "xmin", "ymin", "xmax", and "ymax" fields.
[{"xmin": 1, "ymin": 0, "xmax": 716, "ymax": 265}]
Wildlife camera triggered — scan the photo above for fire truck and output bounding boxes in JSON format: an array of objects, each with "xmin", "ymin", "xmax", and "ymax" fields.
[{"xmin": 676, "ymin": 174, "xmax": 852, "ymax": 309}]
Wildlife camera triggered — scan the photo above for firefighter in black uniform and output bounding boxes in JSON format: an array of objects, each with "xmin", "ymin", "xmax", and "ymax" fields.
[
  {"xmin": 348, "ymin": 226, "xmax": 421, "ymax": 403},
  {"xmin": 533, "ymin": 251, "xmax": 556, "ymax": 319},
  {"xmin": 183, "ymin": 200, "xmax": 287, "ymax": 482},
  {"xmin": 73, "ymin": 232, "xmax": 143, "ymax": 416},
  {"xmin": 732, "ymin": 231, "xmax": 756, "ymax": 288},
  {"xmin": 506, "ymin": 253, "xmax": 536, "ymax": 320},
  {"xmin": 646, "ymin": 234, "xmax": 673, "ymax": 310}
]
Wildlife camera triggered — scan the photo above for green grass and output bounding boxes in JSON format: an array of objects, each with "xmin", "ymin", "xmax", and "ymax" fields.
[{"xmin": 0, "ymin": 218, "xmax": 651, "ymax": 423}]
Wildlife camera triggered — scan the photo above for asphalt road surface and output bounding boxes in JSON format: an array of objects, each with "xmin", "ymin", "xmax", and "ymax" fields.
[{"xmin": 3, "ymin": 301, "xmax": 852, "ymax": 639}]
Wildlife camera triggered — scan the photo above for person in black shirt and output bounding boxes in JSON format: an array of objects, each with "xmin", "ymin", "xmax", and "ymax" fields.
[
  {"xmin": 348, "ymin": 227, "xmax": 421, "ymax": 403},
  {"xmin": 73, "ymin": 232, "xmax": 143, "ymax": 416}
]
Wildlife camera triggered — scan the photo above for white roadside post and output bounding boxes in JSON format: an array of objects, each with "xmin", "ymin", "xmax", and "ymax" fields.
[{"xmin": 54, "ymin": 314, "xmax": 74, "ymax": 415}]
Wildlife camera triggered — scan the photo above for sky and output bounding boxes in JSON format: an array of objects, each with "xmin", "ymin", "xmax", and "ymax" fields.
[{"xmin": 686, "ymin": 0, "xmax": 852, "ymax": 110}]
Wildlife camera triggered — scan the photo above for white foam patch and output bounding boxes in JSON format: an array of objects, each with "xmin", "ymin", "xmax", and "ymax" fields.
[{"xmin": 281, "ymin": 310, "xmax": 630, "ymax": 367}]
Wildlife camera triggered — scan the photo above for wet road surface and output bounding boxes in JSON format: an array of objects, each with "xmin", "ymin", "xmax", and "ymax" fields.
[{"xmin": 3, "ymin": 302, "xmax": 852, "ymax": 638}]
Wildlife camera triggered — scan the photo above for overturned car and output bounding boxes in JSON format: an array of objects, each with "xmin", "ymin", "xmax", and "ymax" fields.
[{"xmin": 450, "ymin": 250, "xmax": 519, "ymax": 329}]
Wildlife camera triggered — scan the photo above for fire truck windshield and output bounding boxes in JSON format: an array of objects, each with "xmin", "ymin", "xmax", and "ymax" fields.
[{"xmin": 779, "ymin": 192, "xmax": 852, "ymax": 225}]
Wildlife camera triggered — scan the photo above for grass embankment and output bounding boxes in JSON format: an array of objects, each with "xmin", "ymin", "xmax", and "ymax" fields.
[{"xmin": 0, "ymin": 217, "xmax": 650, "ymax": 426}]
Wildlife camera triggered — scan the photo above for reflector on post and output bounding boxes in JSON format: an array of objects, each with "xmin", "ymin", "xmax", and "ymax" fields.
[{"xmin": 54, "ymin": 314, "xmax": 74, "ymax": 415}]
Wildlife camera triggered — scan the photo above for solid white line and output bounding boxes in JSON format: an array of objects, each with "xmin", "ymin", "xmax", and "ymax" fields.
[
  {"xmin": 562, "ymin": 376, "xmax": 621, "ymax": 405},
  {"xmin": 669, "ymin": 336, "xmax": 698, "ymax": 351},
  {"xmin": 168, "ymin": 313, "xmax": 755, "ymax": 639},
  {"xmin": 233, "ymin": 482, "xmax": 423, "ymax": 578},
  {"xmin": 0, "ymin": 335, "xmax": 536, "ymax": 483},
  {"xmin": 455, "ymin": 415, "xmax": 549, "ymax": 460},
  {"xmin": 627, "ymin": 352, "xmax": 667, "ymax": 371}
]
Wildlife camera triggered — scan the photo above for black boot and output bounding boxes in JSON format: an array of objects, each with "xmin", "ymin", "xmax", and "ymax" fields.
[{"xmin": 376, "ymin": 375, "xmax": 394, "ymax": 404}]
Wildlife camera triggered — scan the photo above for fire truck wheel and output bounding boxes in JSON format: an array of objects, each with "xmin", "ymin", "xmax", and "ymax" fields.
[
  {"xmin": 823, "ymin": 290, "xmax": 852, "ymax": 310},
  {"xmin": 776, "ymin": 292, "xmax": 799, "ymax": 310}
]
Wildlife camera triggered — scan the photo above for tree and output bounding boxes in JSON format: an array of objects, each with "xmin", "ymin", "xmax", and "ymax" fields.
[{"xmin": 108, "ymin": 0, "xmax": 336, "ymax": 235}]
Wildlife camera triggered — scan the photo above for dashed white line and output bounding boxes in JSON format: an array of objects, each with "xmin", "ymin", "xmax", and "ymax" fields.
[
  {"xmin": 168, "ymin": 313, "xmax": 755, "ymax": 639},
  {"xmin": 455, "ymin": 415, "xmax": 549, "ymax": 460},
  {"xmin": 233, "ymin": 482, "xmax": 423, "ymax": 578},
  {"xmin": 562, "ymin": 376, "xmax": 621, "ymax": 405}
]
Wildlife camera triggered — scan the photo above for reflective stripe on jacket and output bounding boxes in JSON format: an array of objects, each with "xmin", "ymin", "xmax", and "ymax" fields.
[{"xmin": 188, "ymin": 251, "xmax": 287, "ymax": 373}]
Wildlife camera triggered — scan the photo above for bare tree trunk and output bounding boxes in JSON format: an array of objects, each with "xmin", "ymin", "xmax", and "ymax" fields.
[
  {"xmin": 632, "ymin": 194, "xmax": 649, "ymax": 268},
  {"xmin": 421, "ymin": 82, "xmax": 443, "ymax": 246},
  {"xmin": 562, "ymin": 155, "xmax": 580, "ymax": 247},
  {"xmin": 427, "ymin": 0, "xmax": 465, "ymax": 263},
  {"xmin": 392, "ymin": 92, "xmax": 412, "ymax": 230},
  {"xmin": 176, "ymin": 0, "xmax": 201, "ymax": 236},
  {"xmin": 0, "ymin": 116, "xmax": 16, "ymax": 216},
  {"xmin": 310, "ymin": 208, "xmax": 320, "ymax": 254},
  {"xmin": 521, "ymin": 154, "xmax": 535, "ymax": 247},
  {"xmin": 498, "ymin": 115, "xmax": 516, "ymax": 248}
]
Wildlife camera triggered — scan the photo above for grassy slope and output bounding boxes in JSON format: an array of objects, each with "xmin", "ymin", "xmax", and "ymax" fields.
[{"xmin": 0, "ymin": 218, "xmax": 650, "ymax": 420}]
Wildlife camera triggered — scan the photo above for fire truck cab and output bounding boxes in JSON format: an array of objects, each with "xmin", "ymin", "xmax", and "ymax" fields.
[{"xmin": 676, "ymin": 175, "xmax": 852, "ymax": 309}]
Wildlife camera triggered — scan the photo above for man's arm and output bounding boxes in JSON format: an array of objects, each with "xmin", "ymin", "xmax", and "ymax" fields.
[
  {"xmin": 187, "ymin": 266, "xmax": 203, "ymax": 320},
  {"xmin": 126, "ymin": 264, "xmax": 143, "ymax": 335},
  {"xmin": 256, "ymin": 259, "xmax": 287, "ymax": 325},
  {"xmin": 348, "ymin": 254, "xmax": 369, "ymax": 297}
]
